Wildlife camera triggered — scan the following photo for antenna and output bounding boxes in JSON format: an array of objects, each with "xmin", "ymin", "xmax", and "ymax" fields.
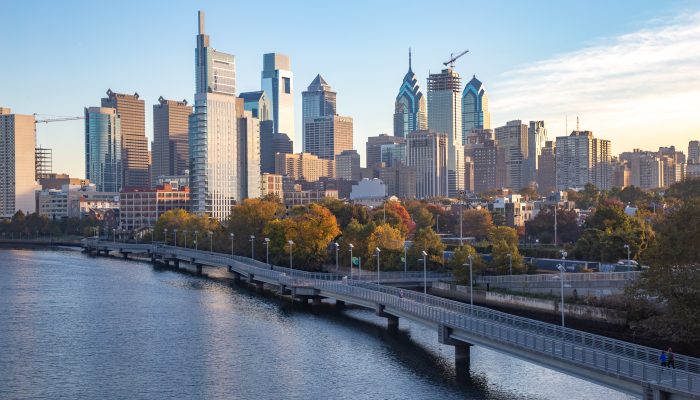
[
  {"xmin": 576, "ymin": 116, "xmax": 580, "ymax": 131},
  {"xmin": 409, "ymin": 47, "xmax": 412, "ymax": 70}
]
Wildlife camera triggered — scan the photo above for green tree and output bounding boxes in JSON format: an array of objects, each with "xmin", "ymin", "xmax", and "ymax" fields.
[
  {"xmin": 525, "ymin": 207, "xmax": 580, "ymax": 244},
  {"xmin": 448, "ymin": 244, "xmax": 486, "ymax": 283},
  {"xmin": 454, "ymin": 209, "xmax": 494, "ymax": 239},
  {"xmin": 228, "ymin": 198, "xmax": 284, "ymax": 257},
  {"xmin": 321, "ymin": 198, "xmax": 370, "ymax": 229},
  {"xmin": 408, "ymin": 228, "xmax": 445, "ymax": 270},
  {"xmin": 488, "ymin": 226, "xmax": 524, "ymax": 274},
  {"xmin": 410, "ymin": 206, "xmax": 434, "ymax": 230}
]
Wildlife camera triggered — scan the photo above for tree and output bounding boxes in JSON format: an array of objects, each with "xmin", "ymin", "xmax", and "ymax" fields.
[
  {"xmin": 372, "ymin": 200, "xmax": 415, "ymax": 235},
  {"xmin": 454, "ymin": 209, "xmax": 493, "ymax": 240},
  {"xmin": 525, "ymin": 207, "xmax": 580, "ymax": 244},
  {"xmin": 410, "ymin": 206, "xmax": 434, "ymax": 230},
  {"xmin": 488, "ymin": 226, "xmax": 524, "ymax": 274},
  {"xmin": 408, "ymin": 228, "xmax": 445, "ymax": 270},
  {"xmin": 321, "ymin": 198, "xmax": 370, "ymax": 229},
  {"xmin": 665, "ymin": 178, "xmax": 700, "ymax": 202},
  {"xmin": 228, "ymin": 198, "xmax": 284, "ymax": 257},
  {"xmin": 366, "ymin": 223, "xmax": 405, "ymax": 271},
  {"xmin": 448, "ymin": 244, "xmax": 486, "ymax": 283},
  {"xmin": 518, "ymin": 185, "xmax": 538, "ymax": 200}
]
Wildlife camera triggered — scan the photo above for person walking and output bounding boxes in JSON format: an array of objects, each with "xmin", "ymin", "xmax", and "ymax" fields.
[
  {"xmin": 667, "ymin": 348, "xmax": 675, "ymax": 368},
  {"xmin": 660, "ymin": 351, "xmax": 668, "ymax": 367}
]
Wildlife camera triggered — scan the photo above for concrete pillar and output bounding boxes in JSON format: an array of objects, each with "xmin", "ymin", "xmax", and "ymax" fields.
[
  {"xmin": 122, "ymin": 252, "xmax": 128, "ymax": 259},
  {"xmin": 227, "ymin": 265, "xmax": 233, "ymax": 273},
  {"xmin": 196, "ymin": 264, "xmax": 203, "ymax": 275},
  {"xmin": 280, "ymin": 285, "xmax": 287, "ymax": 295},
  {"xmin": 173, "ymin": 259, "xmax": 180, "ymax": 268},
  {"xmin": 455, "ymin": 345, "xmax": 471, "ymax": 375},
  {"xmin": 335, "ymin": 299, "xmax": 345, "ymax": 308},
  {"xmin": 232, "ymin": 272, "xmax": 241, "ymax": 282},
  {"xmin": 387, "ymin": 315, "xmax": 399, "ymax": 333},
  {"xmin": 255, "ymin": 282, "xmax": 264, "ymax": 293},
  {"xmin": 312, "ymin": 296, "xmax": 322, "ymax": 307}
]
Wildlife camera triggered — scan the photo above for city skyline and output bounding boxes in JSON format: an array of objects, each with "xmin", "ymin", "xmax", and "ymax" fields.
[{"xmin": 2, "ymin": 1, "xmax": 700, "ymax": 178}]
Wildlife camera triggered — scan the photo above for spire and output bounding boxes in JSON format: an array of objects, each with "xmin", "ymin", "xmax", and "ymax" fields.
[
  {"xmin": 409, "ymin": 47, "xmax": 412, "ymax": 71},
  {"xmin": 198, "ymin": 10, "xmax": 205, "ymax": 35}
]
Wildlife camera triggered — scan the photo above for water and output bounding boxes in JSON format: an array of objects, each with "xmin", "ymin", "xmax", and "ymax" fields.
[{"xmin": 0, "ymin": 248, "xmax": 635, "ymax": 399}]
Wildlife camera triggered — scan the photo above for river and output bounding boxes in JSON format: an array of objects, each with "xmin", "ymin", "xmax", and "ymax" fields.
[{"xmin": 0, "ymin": 248, "xmax": 635, "ymax": 399}]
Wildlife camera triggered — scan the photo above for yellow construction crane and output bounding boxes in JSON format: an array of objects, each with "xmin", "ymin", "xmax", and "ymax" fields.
[
  {"xmin": 33, "ymin": 113, "xmax": 84, "ymax": 124},
  {"xmin": 443, "ymin": 50, "xmax": 469, "ymax": 68}
]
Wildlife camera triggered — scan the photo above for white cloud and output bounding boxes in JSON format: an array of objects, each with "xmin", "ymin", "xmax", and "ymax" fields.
[{"xmin": 490, "ymin": 11, "xmax": 700, "ymax": 153}]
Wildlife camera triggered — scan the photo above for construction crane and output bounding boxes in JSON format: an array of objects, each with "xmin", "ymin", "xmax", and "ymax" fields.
[
  {"xmin": 33, "ymin": 113, "xmax": 84, "ymax": 124},
  {"xmin": 443, "ymin": 50, "xmax": 469, "ymax": 68}
]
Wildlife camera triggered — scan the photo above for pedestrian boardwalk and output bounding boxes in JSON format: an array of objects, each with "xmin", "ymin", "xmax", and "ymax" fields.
[{"xmin": 83, "ymin": 239, "xmax": 700, "ymax": 399}]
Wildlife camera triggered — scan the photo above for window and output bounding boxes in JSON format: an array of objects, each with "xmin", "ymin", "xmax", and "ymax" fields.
[{"xmin": 283, "ymin": 77, "xmax": 291, "ymax": 94}]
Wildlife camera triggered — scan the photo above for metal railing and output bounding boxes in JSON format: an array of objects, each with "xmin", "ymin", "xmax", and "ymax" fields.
[{"xmin": 476, "ymin": 271, "xmax": 641, "ymax": 284}]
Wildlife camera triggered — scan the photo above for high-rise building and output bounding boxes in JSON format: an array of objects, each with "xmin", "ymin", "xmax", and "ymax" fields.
[
  {"xmin": 688, "ymin": 140, "xmax": 700, "ymax": 164},
  {"xmin": 473, "ymin": 139, "xmax": 505, "ymax": 194},
  {"xmin": 379, "ymin": 165, "xmax": 417, "ymax": 199},
  {"xmin": 0, "ymin": 108, "xmax": 37, "ymax": 217},
  {"xmin": 119, "ymin": 183, "xmax": 190, "ymax": 231},
  {"xmin": 428, "ymin": 68, "xmax": 464, "ymax": 197},
  {"xmin": 85, "ymin": 107, "xmax": 122, "ymax": 192},
  {"xmin": 101, "ymin": 89, "xmax": 149, "ymax": 189},
  {"xmin": 394, "ymin": 49, "xmax": 427, "ymax": 138},
  {"xmin": 366, "ymin": 134, "xmax": 404, "ymax": 169},
  {"xmin": 528, "ymin": 121, "xmax": 547, "ymax": 184},
  {"xmin": 302, "ymin": 75, "xmax": 352, "ymax": 160},
  {"xmin": 611, "ymin": 158, "xmax": 631, "ymax": 189},
  {"xmin": 461, "ymin": 75, "xmax": 490, "ymax": 141},
  {"xmin": 35, "ymin": 147, "xmax": 52, "ymax": 181},
  {"xmin": 261, "ymin": 53, "xmax": 294, "ymax": 137},
  {"xmin": 275, "ymin": 152, "xmax": 335, "ymax": 182},
  {"xmin": 152, "ymin": 97, "xmax": 192, "ymax": 186},
  {"xmin": 537, "ymin": 141, "xmax": 556, "ymax": 193},
  {"xmin": 336, "ymin": 149, "xmax": 361, "ymax": 182},
  {"xmin": 629, "ymin": 154, "xmax": 663, "ymax": 189},
  {"xmin": 380, "ymin": 142, "xmax": 407, "ymax": 167},
  {"xmin": 495, "ymin": 120, "xmax": 529, "ymax": 190},
  {"xmin": 407, "ymin": 130, "xmax": 447, "ymax": 199},
  {"xmin": 189, "ymin": 10, "xmax": 240, "ymax": 220},
  {"xmin": 236, "ymin": 98, "xmax": 261, "ymax": 199},
  {"xmin": 555, "ymin": 130, "xmax": 612, "ymax": 191},
  {"xmin": 260, "ymin": 132, "xmax": 294, "ymax": 174}
]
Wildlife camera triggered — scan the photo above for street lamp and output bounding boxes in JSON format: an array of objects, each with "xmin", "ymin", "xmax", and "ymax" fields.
[
  {"xmin": 230, "ymin": 233, "xmax": 235, "ymax": 257},
  {"xmin": 208, "ymin": 231, "xmax": 213, "ymax": 253},
  {"xmin": 459, "ymin": 190, "xmax": 465, "ymax": 245},
  {"xmin": 436, "ymin": 214, "xmax": 440, "ymax": 234},
  {"xmin": 194, "ymin": 230, "xmax": 198, "ymax": 250},
  {"xmin": 264, "ymin": 238, "xmax": 270, "ymax": 266},
  {"xmin": 348, "ymin": 243, "xmax": 354, "ymax": 279},
  {"xmin": 183, "ymin": 230, "xmax": 188, "ymax": 249},
  {"xmin": 288, "ymin": 240, "xmax": 294, "ymax": 271},
  {"xmin": 173, "ymin": 229, "xmax": 178, "ymax": 247},
  {"xmin": 403, "ymin": 241, "xmax": 408, "ymax": 273},
  {"xmin": 250, "ymin": 235, "xmax": 255, "ymax": 259},
  {"xmin": 557, "ymin": 263, "xmax": 565, "ymax": 327},
  {"xmin": 334, "ymin": 242, "xmax": 339, "ymax": 271},
  {"xmin": 464, "ymin": 254, "xmax": 474, "ymax": 313},
  {"xmin": 421, "ymin": 250, "xmax": 428, "ymax": 298},
  {"xmin": 508, "ymin": 253, "xmax": 513, "ymax": 275},
  {"xmin": 113, "ymin": 228, "xmax": 117, "ymax": 243},
  {"xmin": 375, "ymin": 247, "xmax": 381, "ymax": 286},
  {"xmin": 623, "ymin": 244, "xmax": 631, "ymax": 272}
]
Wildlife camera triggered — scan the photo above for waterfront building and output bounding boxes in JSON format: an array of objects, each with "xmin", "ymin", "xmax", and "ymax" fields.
[
  {"xmin": 119, "ymin": 182, "xmax": 190, "ymax": 231},
  {"xmin": 461, "ymin": 75, "xmax": 490, "ymax": 141},
  {"xmin": 495, "ymin": 120, "xmax": 529, "ymax": 190},
  {"xmin": 407, "ymin": 129, "xmax": 448, "ymax": 199},
  {"xmin": 275, "ymin": 152, "xmax": 335, "ymax": 182},
  {"xmin": 335, "ymin": 149, "xmax": 361, "ymax": 182},
  {"xmin": 555, "ymin": 130, "xmax": 612, "ymax": 190},
  {"xmin": 85, "ymin": 107, "xmax": 122, "ymax": 193},
  {"xmin": 261, "ymin": 53, "xmax": 294, "ymax": 137},
  {"xmin": 0, "ymin": 108, "xmax": 37, "ymax": 217},
  {"xmin": 152, "ymin": 97, "xmax": 192, "ymax": 186},
  {"xmin": 427, "ymin": 68, "xmax": 464, "ymax": 197},
  {"xmin": 393, "ymin": 49, "xmax": 427, "ymax": 138},
  {"xmin": 101, "ymin": 89, "xmax": 149, "ymax": 189}
]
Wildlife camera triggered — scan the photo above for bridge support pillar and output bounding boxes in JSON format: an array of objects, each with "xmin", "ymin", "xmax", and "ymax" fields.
[
  {"xmin": 642, "ymin": 383, "xmax": 670, "ymax": 400},
  {"xmin": 455, "ymin": 344, "xmax": 471, "ymax": 374},
  {"xmin": 231, "ymin": 272, "xmax": 241, "ymax": 282},
  {"xmin": 121, "ymin": 252, "xmax": 129, "ymax": 259},
  {"xmin": 227, "ymin": 265, "xmax": 233, "ymax": 273},
  {"xmin": 255, "ymin": 282, "xmax": 264, "ymax": 293},
  {"xmin": 173, "ymin": 259, "xmax": 179, "ymax": 268},
  {"xmin": 386, "ymin": 315, "xmax": 399, "ymax": 333},
  {"xmin": 312, "ymin": 296, "xmax": 322, "ymax": 307},
  {"xmin": 335, "ymin": 300, "xmax": 345, "ymax": 309},
  {"xmin": 195, "ymin": 264, "xmax": 203, "ymax": 275}
]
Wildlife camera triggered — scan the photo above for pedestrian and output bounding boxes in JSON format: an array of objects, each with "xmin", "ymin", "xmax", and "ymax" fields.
[
  {"xmin": 667, "ymin": 348, "xmax": 675, "ymax": 369},
  {"xmin": 660, "ymin": 351, "xmax": 667, "ymax": 367},
  {"xmin": 399, "ymin": 290, "xmax": 404, "ymax": 299}
]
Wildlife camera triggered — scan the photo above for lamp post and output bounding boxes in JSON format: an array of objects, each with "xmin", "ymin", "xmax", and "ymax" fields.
[
  {"xmin": 173, "ymin": 229, "xmax": 178, "ymax": 247},
  {"xmin": 194, "ymin": 230, "xmax": 198, "ymax": 250},
  {"xmin": 288, "ymin": 240, "xmax": 294, "ymax": 271},
  {"xmin": 334, "ymin": 242, "xmax": 339, "ymax": 271},
  {"xmin": 183, "ymin": 230, "xmax": 188, "ymax": 249},
  {"xmin": 623, "ymin": 244, "xmax": 631, "ymax": 272},
  {"xmin": 557, "ymin": 263, "xmax": 565, "ymax": 327},
  {"xmin": 230, "ymin": 233, "xmax": 235, "ymax": 257},
  {"xmin": 264, "ymin": 238, "xmax": 270, "ymax": 266},
  {"xmin": 459, "ymin": 190, "xmax": 465, "ymax": 245},
  {"xmin": 465, "ymin": 254, "xmax": 474, "ymax": 312},
  {"xmin": 208, "ymin": 231, "xmax": 213, "ymax": 253},
  {"xmin": 508, "ymin": 253, "xmax": 513, "ymax": 275},
  {"xmin": 162, "ymin": 228, "xmax": 166, "ymax": 245},
  {"xmin": 403, "ymin": 241, "xmax": 407, "ymax": 273},
  {"xmin": 421, "ymin": 251, "xmax": 428, "ymax": 299},
  {"xmin": 348, "ymin": 243, "xmax": 354, "ymax": 279},
  {"xmin": 250, "ymin": 235, "xmax": 255, "ymax": 259},
  {"xmin": 113, "ymin": 228, "xmax": 117, "ymax": 243},
  {"xmin": 375, "ymin": 247, "xmax": 381, "ymax": 286}
]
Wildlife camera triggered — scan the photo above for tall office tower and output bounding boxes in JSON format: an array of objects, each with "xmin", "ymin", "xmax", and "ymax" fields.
[
  {"xmin": 688, "ymin": 140, "xmax": 700, "ymax": 164},
  {"xmin": 379, "ymin": 165, "xmax": 417, "ymax": 199},
  {"xmin": 428, "ymin": 68, "xmax": 464, "ymax": 197},
  {"xmin": 35, "ymin": 147, "xmax": 52, "ymax": 180},
  {"xmin": 236, "ymin": 98, "xmax": 261, "ymax": 199},
  {"xmin": 336, "ymin": 149, "xmax": 361, "ymax": 182},
  {"xmin": 302, "ymin": 75, "xmax": 351, "ymax": 160},
  {"xmin": 101, "ymin": 89, "xmax": 148, "ymax": 189},
  {"xmin": 495, "ymin": 120, "xmax": 529, "ymax": 190},
  {"xmin": 152, "ymin": 97, "xmax": 192, "ymax": 185},
  {"xmin": 275, "ymin": 152, "xmax": 335, "ymax": 182},
  {"xmin": 464, "ymin": 128, "xmax": 494, "ymax": 160},
  {"xmin": 84, "ymin": 107, "xmax": 122, "ymax": 192},
  {"xmin": 239, "ymin": 91, "xmax": 271, "ymax": 121},
  {"xmin": 380, "ymin": 142, "xmax": 407, "ymax": 167},
  {"xmin": 629, "ymin": 154, "xmax": 663, "ymax": 189},
  {"xmin": 537, "ymin": 141, "xmax": 556, "ymax": 193},
  {"xmin": 461, "ymin": 75, "xmax": 490, "ymax": 141},
  {"xmin": 555, "ymin": 130, "xmax": 612, "ymax": 191},
  {"xmin": 407, "ymin": 130, "xmax": 447, "ymax": 199},
  {"xmin": 464, "ymin": 156, "xmax": 475, "ymax": 192},
  {"xmin": 239, "ymin": 91, "xmax": 281, "ymax": 174},
  {"xmin": 528, "ymin": 121, "xmax": 547, "ymax": 184},
  {"xmin": 473, "ymin": 139, "xmax": 505, "ymax": 194},
  {"xmin": 611, "ymin": 158, "xmax": 631, "ymax": 189},
  {"xmin": 189, "ymin": 10, "xmax": 239, "ymax": 220},
  {"xmin": 261, "ymin": 53, "xmax": 294, "ymax": 138},
  {"xmin": 0, "ymin": 108, "xmax": 37, "ymax": 217},
  {"xmin": 366, "ymin": 134, "xmax": 404, "ymax": 168},
  {"xmin": 394, "ymin": 49, "xmax": 427, "ymax": 138}
]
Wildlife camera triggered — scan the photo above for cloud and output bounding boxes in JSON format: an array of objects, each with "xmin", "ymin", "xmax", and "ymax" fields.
[{"xmin": 490, "ymin": 11, "xmax": 700, "ymax": 152}]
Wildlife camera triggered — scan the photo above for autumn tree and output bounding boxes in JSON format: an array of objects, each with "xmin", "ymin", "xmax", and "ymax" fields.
[
  {"xmin": 448, "ymin": 244, "xmax": 486, "ymax": 283},
  {"xmin": 410, "ymin": 206, "xmax": 434, "ymax": 230},
  {"xmin": 321, "ymin": 198, "xmax": 370, "ymax": 229},
  {"xmin": 525, "ymin": 207, "xmax": 580, "ymax": 244},
  {"xmin": 228, "ymin": 198, "xmax": 284, "ymax": 258},
  {"xmin": 372, "ymin": 200, "xmax": 415, "ymax": 235},
  {"xmin": 488, "ymin": 226, "xmax": 524, "ymax": 274},
  {"xmin": 453, "ymin": 209, "xmax": 494, "ymax": 240},
  {"xmin": 407, "ymin": 228, "xmax": 445, "ymax": 270},
  {"xmin": 366, "ymin": 223, "xmax": 405, "ymax": 271}
]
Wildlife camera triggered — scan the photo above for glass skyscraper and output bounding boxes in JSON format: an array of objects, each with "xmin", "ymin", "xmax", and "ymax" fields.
[
  {"xmin": 261, "ymin": 53, "xmax": 294, "ymax": 137},
  {"xmin": 393, "ymin": 49, "xmax": 427, "ymax": 138},
  {"xmin": 84, "ymin": 107, "xmax": 122, "ymax": 192},
  {"xmin": 461, "ymin": 75, "xmax": 490, "ymax": 142},
  {"xmin": 302, "ymin": 75, "xmax": 352, "ymax": 161}
]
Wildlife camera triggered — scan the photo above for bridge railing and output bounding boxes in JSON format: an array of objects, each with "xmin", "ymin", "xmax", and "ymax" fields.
[{"xmin": 476, "ymin": 271, "xmax": 641, "ymax": 284}]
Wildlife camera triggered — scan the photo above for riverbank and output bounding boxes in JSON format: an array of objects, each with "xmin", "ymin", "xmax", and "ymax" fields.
[{"xmin": 0, "ymin": 239, "xmax": 83, "ymax": 248}]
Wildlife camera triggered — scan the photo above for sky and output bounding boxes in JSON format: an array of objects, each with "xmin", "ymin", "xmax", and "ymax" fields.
[{"xmin": 2, "ymin": 0, "xmax": 700, "ymax": 178}]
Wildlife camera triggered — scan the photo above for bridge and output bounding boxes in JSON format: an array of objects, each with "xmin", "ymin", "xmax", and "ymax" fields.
[
  {"xmin": 476, "ymin": 271, "xmax": 641, "ymax": 297},
  {"xmin": 83, "ymin": 239, "xmax": 700, "ymax": 400}
]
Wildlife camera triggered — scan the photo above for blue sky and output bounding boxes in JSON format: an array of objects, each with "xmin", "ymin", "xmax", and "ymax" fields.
[{"xmin": 2, "ymin": 0, "xmax": 700, "ymax": 177}]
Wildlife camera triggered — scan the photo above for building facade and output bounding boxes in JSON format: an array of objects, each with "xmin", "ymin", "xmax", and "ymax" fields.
[
  {"xmin": 379, "ymin": 165, "xmax": 417, "ymax": 199},
  {"xmin": 85, "ymin": 107, "xmax": 122, "ymax": 193},
  {"xmin": 528, "ymin": 121, "xmax": 547, "ymax": 184},
  {"xmin": 119, "ymin": 183, "xmax": 190, "ymax": 231},
  {"xmin": 275, "ymin": 152, "xmax": 335, "ymax": 182},
  {"xmin": 261, "ymin": 53, "xmax": 294, "ymax": 137},
  {"xmin": 0, "ymin": 108, "xmax": 37, "ymax": 217},
  {"xmin": 555, "ymin": 130, "xmax": 612, "ymax": 190},
  {"xmin": 393, "ymin": 49, "xmax": 427, "ymax": 138},
  {"xmin": 303, "ymin": 116, "xmax": 353, "ymax": 161},
  {"xmin": 335, "ymin": 149, "xmax": 361, "ymax": 182},
  {"xmin": 260, "ymin": 173, "xmax": 284, "ymax": 200},
  {"xmin": 461, "ymin": 75, "xmax": 490, "ymax": 141},
  {"xmin": 473, "ymin": 139, "xmax": 505, "ymax": 194},
  {"xmin": 688, "ymin": 140, "xmax": 700, "ymax": 165},
  {"xmin": 407, "ymin": 130, "xmax": 447, "ymax": 198},
  {"xmin": 366, "ymin": 134, "xmax": 404, "ymax": 169},
  {"xmin": 236, "ymin": 100, "xmax": 261, "ymax": 199},
  {"xmin": 152, "ymin": 97, "xmax": 192, "ymax": 186},
  {"xmin": 495, "ymin": 120, "xmax": 529, "ymax": 190},
  {"xmin": 35, "ymin": 147, "xmax": 52, "ymax": 181},
  {"xmin": 537, "ymin": 141, "xmax": 556, "ymax": 193}
]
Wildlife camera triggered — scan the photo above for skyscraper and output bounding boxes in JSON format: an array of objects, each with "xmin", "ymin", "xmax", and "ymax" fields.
[
  {"xmin": 35, "ymin": 147, "xmax": 52, "ymax": 181},
  {"xmin": 302, "ymin": 75, "xmax": 352, "ymax": 160},
  {"xmin": 537, "ymin": 141, "xmax": 556, "ymax": 193},
  {"xmin": 366, "ymin": 134, "xmax": 404, "ymax": 169},
  {"xmin": 688, "ymin": 140, "xmax": 699, "ymax": 164},
  {"xmin": 393, "ymin": 49, "xmax": 427, "ymax": 138},
  {"xmin": 189, "ymin": 10, "xmax": 240, "ymax": 220},
  {"xmin": 495, "ymin": 120, "xmax": 529, "ymax": 190},
  {"xmin": 555, "ymin": 130, "xmax": 612, "ymax": 190},
  {"xmin": 461, "ymin": 75, "xmax": 490, "ymax": 141},
  {"xmin": 528, "ymin": 121, "xmax": 547, "ymax": 184},
  {"xmin": 428, "ymin": 68, "xmax": 464, "ymax": 197},
  {"xmin": 473, "ymin": 139, "xmax": 505, "ymax": 194},
  {"xmin": 0, "ymin": 108, "xmax": 37, "ymax": 217},
  {"xmin": 261, "ymin": 53, "xmax": 294, "ymax": 137},
  {"xmin": 152, "ymin": 97, "xmax": 192, "ymax": 184},
  {"xmin": 101, "ymin": 90, "xmax": 149, "ymax": 189},
  {"xmin": 336, "ymin": 149, "xmax": 361, "ymax": 182},
  {"xmin": 236, "ymin": 98, "xmax": 261, "ymax": 199},
  {"xmin": 84, "ymin": 107, "xmax": 122, "ymax": 192},
  {"xmin": 407, "ymin": 129, "xmax": 448, "ymax": 198}
]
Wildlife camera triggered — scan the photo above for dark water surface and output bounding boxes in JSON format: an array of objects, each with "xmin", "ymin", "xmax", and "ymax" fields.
[{"xmin": 0, "ymin": 249, "xmax": 634, "ymax": 399}]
